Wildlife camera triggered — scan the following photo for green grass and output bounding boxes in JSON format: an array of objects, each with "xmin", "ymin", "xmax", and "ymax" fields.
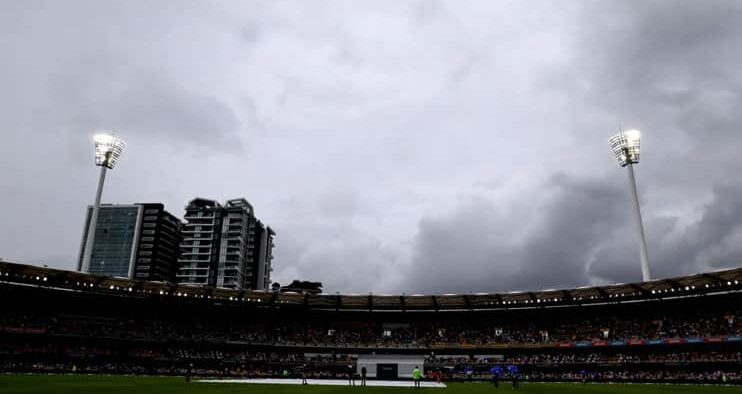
[{"xmin": 0, "ymin": 375, "xmax": 737, "ymax": 394}]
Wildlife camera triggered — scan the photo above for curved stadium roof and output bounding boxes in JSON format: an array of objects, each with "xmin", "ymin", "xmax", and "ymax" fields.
[{"xmin": 0, "ymin": 260, "xmax": 740, "ymax": 312}]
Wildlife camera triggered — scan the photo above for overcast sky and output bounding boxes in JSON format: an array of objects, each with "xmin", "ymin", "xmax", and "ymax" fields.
[{"xmin": 1, "ymin": 0, "xmax": 741, "ymax": 294}]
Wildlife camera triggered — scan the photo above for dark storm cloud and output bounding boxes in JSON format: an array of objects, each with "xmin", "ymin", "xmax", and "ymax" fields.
[
  {"xmin": 566, "ymin": 0, "xmax": 742, "ymax": 149},
  {"xmin": 590, "ymin": 182, "xmax": 742, "ymax": 283},
  {"xmin": 655, "ymin": 183, "xmax": 742, "ymax": 272},
  {"xmin": 402, "ymin": 0, "xmax": 742, "ymax": 293},
  {"xmin": 406, "ymin": 177, "xmax": 742, "ymax": 294},
  {"xmin": 572, "ymin": 0, "xmax": 742, "ymax": 284},
  {"xmin": 406, "ymin": 174, "xmax": 627, "ymax": 293}
]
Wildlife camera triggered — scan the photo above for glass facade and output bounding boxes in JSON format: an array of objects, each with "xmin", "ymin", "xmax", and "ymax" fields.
[{"xmin": 87, "ymin": 206, "xmax": 140, "ymax": 278}]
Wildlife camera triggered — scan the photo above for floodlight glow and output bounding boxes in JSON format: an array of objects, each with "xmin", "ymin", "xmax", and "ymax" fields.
[
  {"xmin": 94, "ymin": 134, "xmax": 126, "ymax": 169},
  {"xmin": 609, "ymin": 129, "xmax": 641, "ymax": 167}
]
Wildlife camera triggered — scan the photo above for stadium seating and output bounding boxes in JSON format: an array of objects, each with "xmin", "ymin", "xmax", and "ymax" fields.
[{"xmin": 0, "ymin": 261, "xmax": 740, "ymax": 384}]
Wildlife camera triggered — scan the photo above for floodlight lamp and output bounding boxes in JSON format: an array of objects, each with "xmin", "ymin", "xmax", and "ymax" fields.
[
  {"xmin": 609, "ymin": 129, "xmax": 641, "ymax": 167},
  {"xmin": 94, "ymin": 133, "xmax": 126, "ymax": 169}
]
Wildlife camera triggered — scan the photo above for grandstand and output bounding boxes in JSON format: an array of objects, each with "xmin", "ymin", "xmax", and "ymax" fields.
[{"xmin": 0, "ymin": 260, "xmax": 740, "ymax": 386}]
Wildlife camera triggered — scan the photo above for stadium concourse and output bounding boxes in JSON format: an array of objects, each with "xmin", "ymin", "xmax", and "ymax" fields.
[{"xmin": 0, "ymin": 260, "xmax": 740, "ymax": 386}]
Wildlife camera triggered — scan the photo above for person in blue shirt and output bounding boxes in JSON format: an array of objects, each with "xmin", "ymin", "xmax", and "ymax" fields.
[
  {"xmin": 489, "ymin": 365, "xmax": 502, "ymax": 388},
  {"xmin": 507, "ymin": 365, "xmax": 520, "ymax": 389},
  {"xmin": 464, "ymin": 365, "xmax": 474, "ymax": 382}
]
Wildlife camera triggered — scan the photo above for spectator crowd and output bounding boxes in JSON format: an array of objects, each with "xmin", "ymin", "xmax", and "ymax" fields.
[
  {"xmin": 1, "ymin": 286, "xmax": 740, "ymax": 385},
  {"xmin": 1, "ymin": 308, "xmax": 738, "ymax": 348}
]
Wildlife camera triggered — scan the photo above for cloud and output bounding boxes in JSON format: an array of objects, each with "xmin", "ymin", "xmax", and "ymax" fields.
[
  {"xmin": 1, "ymin": 0, "xmax": 244, "ymax": 151},
  {"xmin": 650, "ymin": 182, "xmax": 742, "ymax": 274},
  {"xmin": 274, "ymin": 228, "xmax": 403, "ymax": 293},
  {"xmin": 405, "ymin": 174, "xmax": 742, "ymax": 294},
  {"xmin": 405, "ymin": 174, "xmax": 627, "ymax": 293},
  {"xmin": 48, "ymin": 69, "xmax": 243, "ymax": 151},
  {"xmin": 398, "ymin": 0, "xmax": 742, "ymax": 292}
]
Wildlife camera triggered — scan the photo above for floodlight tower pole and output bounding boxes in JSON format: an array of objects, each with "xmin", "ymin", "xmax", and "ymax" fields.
[
  {"xmin": 609, "ymin": 129, "xmax": 651, "ymax": 282},
  {"xmin": 80, "ymin": 134, "xmax": 126, "ymax": 273},
  {"xmin": 626, "ymin": 163, "xmax": 651, "ymax": 282},
  {"xmin": 80, "ymin": 162, "xmax": 108, "ymax": 273}
]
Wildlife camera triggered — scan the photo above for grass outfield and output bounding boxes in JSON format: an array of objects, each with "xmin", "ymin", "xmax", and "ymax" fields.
[{"xmin": 0, "ymin": 375, "xmax": 738, "ymax": 394}]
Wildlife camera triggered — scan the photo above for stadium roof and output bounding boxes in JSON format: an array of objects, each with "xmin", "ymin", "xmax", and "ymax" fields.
[{"xmin": 0, "ymin": 261, "xmax": 740, "ymax": 312}]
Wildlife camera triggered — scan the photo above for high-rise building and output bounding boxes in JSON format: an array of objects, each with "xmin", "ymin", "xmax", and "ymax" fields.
[
  {"xmin": 76, "ymin": 203, "xmax": 182, "ymax": 281},
  {"xmin": 176, "ymin": 197, "xmax": 275, "ymax": 290},
  {"xmin": 255, "ymin": 224, "xmax": 276, "ymax": 290},
  {"xmin": 176, "ymin": 198, "xmax": 221, "ymax": 287}
]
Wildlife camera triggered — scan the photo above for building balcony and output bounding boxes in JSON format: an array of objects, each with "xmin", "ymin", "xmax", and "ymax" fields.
[
  {"xmin": 177, "ymin": 275, "xmax": 208, "ymax": 280},
  {"xmin": 178, "ymin": 259, "xmax": 212, "ymax": 264},
  {"xmin": 182, "ymin": 237, "xmax": 213, "ymax": 242},
  {"xmin": 177, "ymin": 263, "xmax": 210, "ymax": 269},
  {"xmin": 182, "ymin": 231, "xmax": 214, "ymax": 236},
  {"xmin": 180, "ymin": 246, "xmax": 213, "ymax": 252},
  {"xmin": 184, "ymin": 214, "xmax": 215, "ymax": 220},
  {"xmin": 181, "ymin": 239, "xmax": 208, "ymax": 244},
  {"xmin": 176, "ymin": 273, "xmax": 209, "ymax": 278}
]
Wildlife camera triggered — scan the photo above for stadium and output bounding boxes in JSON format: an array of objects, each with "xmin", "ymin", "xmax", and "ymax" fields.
[
  {"xmin": 1, "ymin": 259, "xmax": 740, "ymax": 393},
  {"xmin": 3, "ymin": 1, "xmax": 742, "ymax": 394}
]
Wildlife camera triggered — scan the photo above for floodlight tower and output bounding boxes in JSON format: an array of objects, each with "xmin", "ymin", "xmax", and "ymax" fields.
[
  {"xmin": 79, "ymin": 133, "xmax": 126, "ymax": 273},
  {"xmin": 609, "ymin": 129, "xmax": 651, "ymax": 282}
]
